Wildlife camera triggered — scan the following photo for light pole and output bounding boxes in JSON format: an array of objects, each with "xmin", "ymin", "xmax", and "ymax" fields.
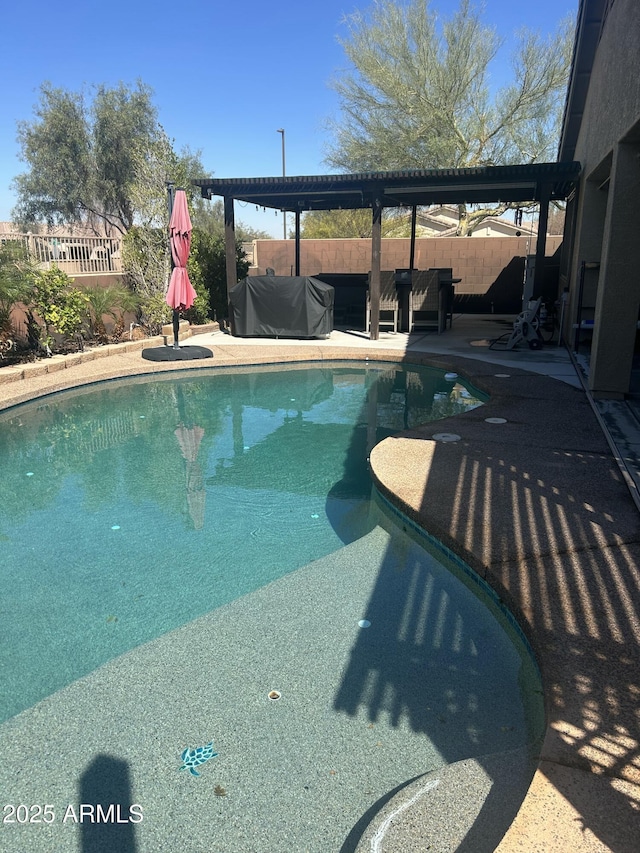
[{"xmin": 277, "ymin": 128, "xmax": 286, "ymax": 239}]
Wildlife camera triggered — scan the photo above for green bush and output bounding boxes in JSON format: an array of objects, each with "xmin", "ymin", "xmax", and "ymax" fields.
[
  {"xmin": 84, "ymin": 284, "xmax": 140, "ymax": 341},
  {"xmin": 0, "ymin": 241, "xmax": 34, "ymax": 341},
  {"xmin": 182, "ymin": 286, "xmax": 210, "ymax": 326},
  {"xmin": 30, "ymin": 266, "xmax": 87, "ymax": 349},
  {"xmin": 123, "ymin": 224, "xmax": 212, "ymax": 330},
  {"xmin": 139, "ymin": 292, "xmax": 172, "ymax": 334},
  {"xmin": 190, "ymin": 228, "xmax": 248, "ymax": 321}
]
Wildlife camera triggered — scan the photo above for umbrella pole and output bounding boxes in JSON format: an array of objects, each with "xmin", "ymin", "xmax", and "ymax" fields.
[
  {"xmin": 168, "ymin": 183, "xmax": 181, "ymax": 350},
  {"xmin": 172, "ymin": 308, "xmax": 180, "ymax": 349}
]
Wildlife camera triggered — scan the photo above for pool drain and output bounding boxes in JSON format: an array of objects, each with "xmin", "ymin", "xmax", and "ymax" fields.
[{"xmin": 268, "ymin": 690, "xmax": 281, "ymax": 701}]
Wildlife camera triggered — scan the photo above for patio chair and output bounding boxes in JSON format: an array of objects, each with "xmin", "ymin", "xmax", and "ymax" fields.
[
  {"xmin": 366, "ymin": 270, "xmax": 399, "ymax": 333},
  {"xmin": 409, "ymin": 269, "xmax": 457, "ymax": 333},
  {"xmin": 409, "ymin": 269, "xmax": 442, "ymax": 332},
  {"xmin": 431, "ymin": 268, "xmax": 457, "ymax": 330}
]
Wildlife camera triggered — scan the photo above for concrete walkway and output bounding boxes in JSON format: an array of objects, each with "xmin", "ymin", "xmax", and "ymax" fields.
[{"xmin": 0, "ymin": 316, "xmax": 638, "ymax": 852}]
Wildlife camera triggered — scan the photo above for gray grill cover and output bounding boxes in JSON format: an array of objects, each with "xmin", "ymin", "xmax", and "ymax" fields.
[{"xmin": 230, "ymin": 276, "xmax": 334, "ymax": 338}]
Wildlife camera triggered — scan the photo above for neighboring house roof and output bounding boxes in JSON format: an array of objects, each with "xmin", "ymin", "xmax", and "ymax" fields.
[
  {"xmin": 0, "ymin": 222, "xmax": 110, "ymax": 237},
  {"xmin": 415, "ymin": 205, "xmax": 538, "ymax": 238}
]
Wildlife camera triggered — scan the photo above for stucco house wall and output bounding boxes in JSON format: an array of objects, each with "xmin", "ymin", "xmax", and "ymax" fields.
[
  {"xmin": 573, "ymin": 2, "xmax": 640, "ymax": 167},
  {"xmin": 562, "ymin": 0, "xmax": 640, "ymax": 397}
]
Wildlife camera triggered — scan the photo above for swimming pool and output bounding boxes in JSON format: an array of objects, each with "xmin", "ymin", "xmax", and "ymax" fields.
[{"xmin": 0, "ymin": 361, "xmax": 544, "ymax": 852}]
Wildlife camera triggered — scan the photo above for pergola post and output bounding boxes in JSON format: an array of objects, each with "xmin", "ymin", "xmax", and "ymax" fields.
[
  {"xmin": 223, "ymin": 196, "xmax": 237, "ymax": 330},
  {"xmin": 295, "ymin": 210, "xmax": 301, "ymax": 275},
  {"xmin": 532, "ymin": 183, "xmax": 551, "ymax": 300},
  {"xmin": 409, "ymin": 205, "xmax": 417, "ymax": 271},
  {"xmin": 369, "ymin": 196, "xmax": 383, "ymax": 341}
]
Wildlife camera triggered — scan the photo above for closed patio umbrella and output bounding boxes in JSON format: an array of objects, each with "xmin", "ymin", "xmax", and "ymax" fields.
[
  {"xmin": 141, "ymin": 185, "xmax": 212, "ymax": 362},
  {"xmin": 166, "ymin": 188, "xmax": 197, "ymax": 347}
]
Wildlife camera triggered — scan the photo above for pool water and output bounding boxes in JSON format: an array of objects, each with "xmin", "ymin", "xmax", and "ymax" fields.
[
  {"xmin": 0, "ymin": 360, "xmax": 547, "ymax": 852},
  {"xmin": 0, "ymin": 361, "xmax": 486, "ymax": 723}
]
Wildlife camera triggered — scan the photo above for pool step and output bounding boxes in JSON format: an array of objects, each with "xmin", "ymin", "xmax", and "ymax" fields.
[{"xmin": 352, "ymin": 747, "xmax": 537, "ymax": 853}]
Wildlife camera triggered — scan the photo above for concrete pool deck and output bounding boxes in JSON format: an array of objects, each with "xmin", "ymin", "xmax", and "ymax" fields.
[{"xmin": 0, "ymin": 316, "xmax": 638, "ymax": 852}]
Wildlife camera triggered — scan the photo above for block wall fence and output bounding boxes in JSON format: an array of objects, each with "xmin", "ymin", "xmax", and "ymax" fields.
[{"xmin": 249, "ymin": 235, "xmax": 563, "ymax": 312}]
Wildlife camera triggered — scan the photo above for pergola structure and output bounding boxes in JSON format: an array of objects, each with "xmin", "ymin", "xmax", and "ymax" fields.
[{"xmin": 195, "ymin": 162, "xmax": 580, "ymax": 340}]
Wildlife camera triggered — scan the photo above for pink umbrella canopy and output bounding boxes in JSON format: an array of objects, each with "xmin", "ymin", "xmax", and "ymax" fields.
[{"xmin": 166, "ymin": 189, "xmax": 197, "ymax": 311}]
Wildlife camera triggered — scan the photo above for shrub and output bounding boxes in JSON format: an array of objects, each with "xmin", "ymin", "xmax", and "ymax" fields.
[
  {"xmin": 0, "ymin": 241, "xmax": 34, "ymax": 343},
  {"xmin": 190, "ymin": 228, "xmax": 248, "ymax": 321},
  {"xmin": 139, "ymin": 292, "xmax": 171, "ymax": 335},
  {"xmin": 30, "ymin": 266, "xmax": 87, "ymax": 350},
  {"xmin": 84, "ymin": 284, "xmax": 140, "ymax": 342}
]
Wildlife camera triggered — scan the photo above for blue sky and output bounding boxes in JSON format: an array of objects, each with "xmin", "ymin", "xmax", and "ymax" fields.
[{"xmin": 0, "ymin": 0, "xmax": 577, "ymax": 237}]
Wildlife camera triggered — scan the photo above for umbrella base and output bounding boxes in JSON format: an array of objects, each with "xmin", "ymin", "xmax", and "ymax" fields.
[{"xmin": 141, "ymin": 345, "xmax": 213, "ymax": 362}]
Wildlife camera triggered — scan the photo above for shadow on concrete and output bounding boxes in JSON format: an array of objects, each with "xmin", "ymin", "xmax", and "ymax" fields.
[{"xmin": 341, "ymin": 358, "xmax": 640, "ymax": 851}]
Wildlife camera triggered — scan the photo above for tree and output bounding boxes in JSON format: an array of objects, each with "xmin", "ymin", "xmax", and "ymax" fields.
[
  {"xmin": 191, "ymin": 199, "xmax": 271, "ymax": 242},
  {"xmin": 12, "ymin": 81, "xmax": 275, "ymax": 329},
  {"xmin": 0, "ymin": 241, "xmax": 35, "ymax": 355},
  {"xmin": 120, "ymin": 132, "xmax": 206, "ymax": 328},
  {"xmin": 188, "ymin": 199, "xmax": 265, "ymax": 320},
  {"xmin": 327, "ymin": 0, "xmax": 574, "ymax": 234},
  {"xmin": 12, "ymin": 81, "xmax": 220, "ymax": 330},
  {"xmin": 0, "ymin": 241, "xmax": 34, "ymax": 340},
  {"xmin": 300, "ymin": 208, "xmax": 413, "ymax": 238},
  {"xmin": 189, "ymin": 228, "xmax": 249, "ymax": 321},
  {"xmin": 12, "ymin": 82, "xmax": 166, "ymax": 235}
]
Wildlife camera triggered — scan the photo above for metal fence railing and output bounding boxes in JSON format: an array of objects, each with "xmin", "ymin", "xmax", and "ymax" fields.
[{"xmin": 0, "ymin": 232, "xmax": 123, "ymax": 276}]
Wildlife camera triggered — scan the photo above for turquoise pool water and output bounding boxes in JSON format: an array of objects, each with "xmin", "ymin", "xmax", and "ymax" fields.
[
  {"xmin": 0, "ymin": 361, "xmax": 488, "ymax": 723},
  {"xmin": 0, "ymin": 360, "xmax": 548, "ymax": 852}
]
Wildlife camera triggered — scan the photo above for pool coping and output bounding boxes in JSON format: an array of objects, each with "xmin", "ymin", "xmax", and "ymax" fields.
[{"xmin": 1, "ymin": 336, "xmax": 638, "ymax": 852}]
